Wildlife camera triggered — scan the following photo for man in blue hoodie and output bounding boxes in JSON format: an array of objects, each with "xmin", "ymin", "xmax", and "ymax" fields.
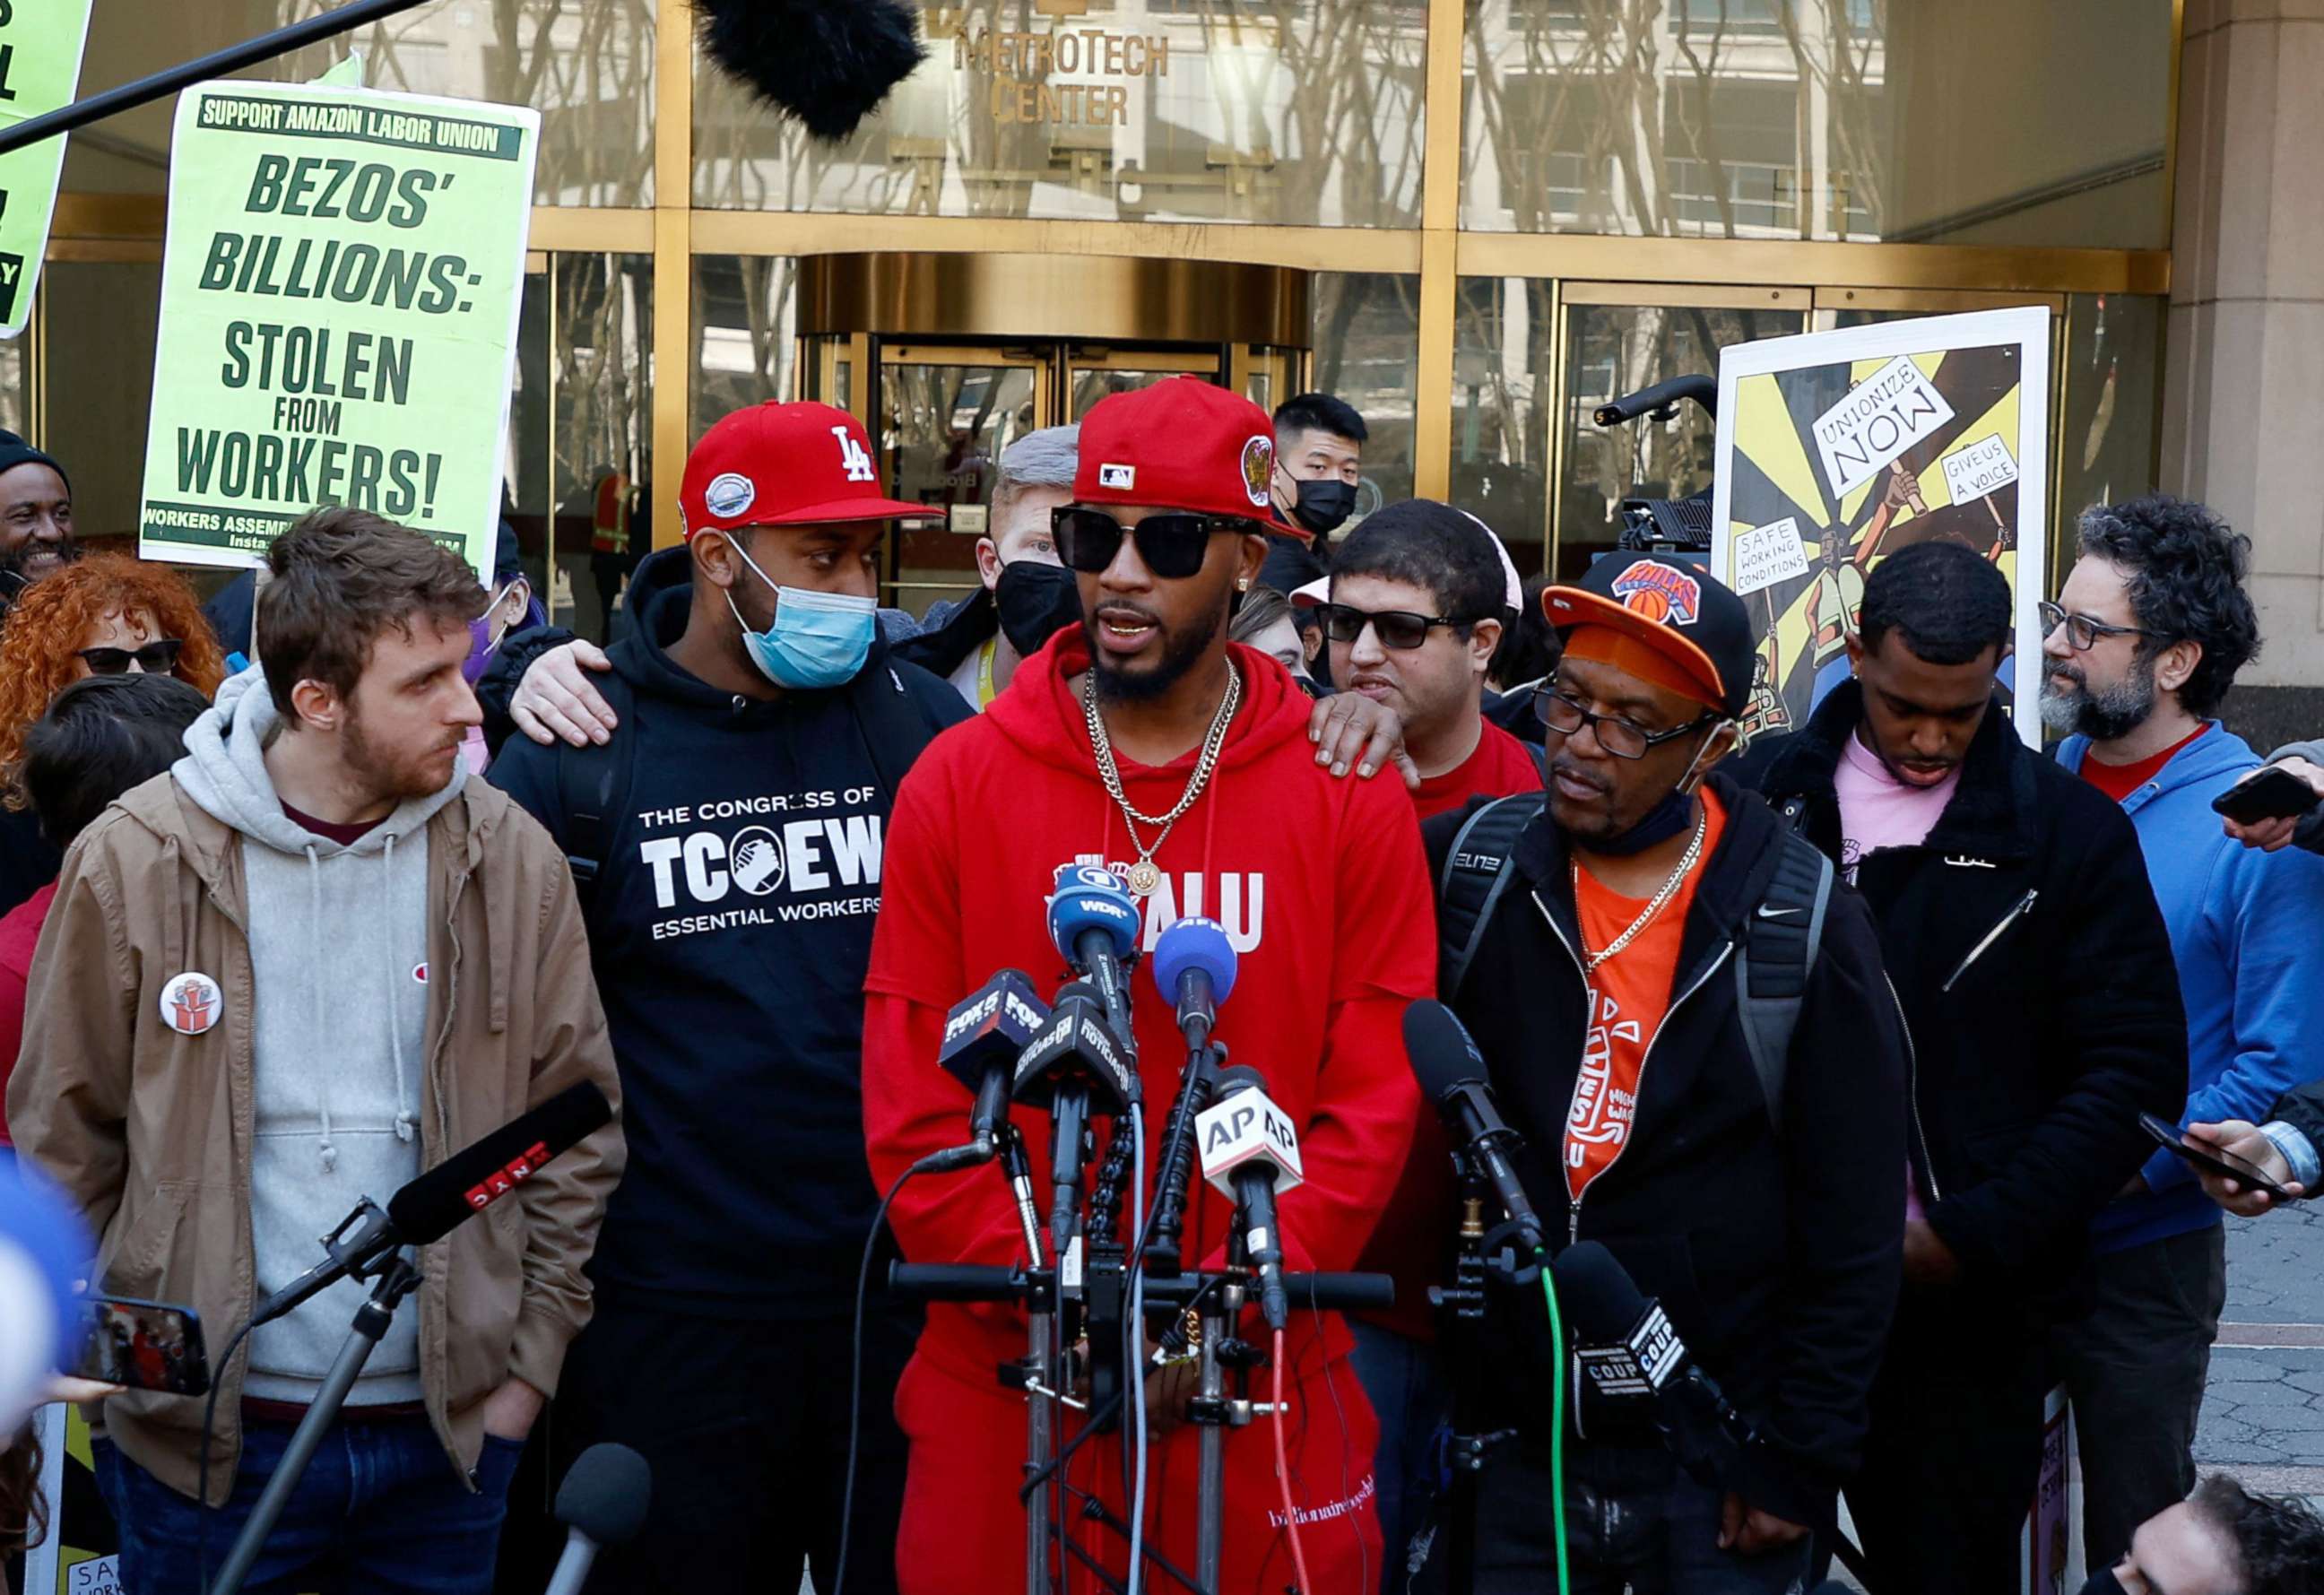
[
  {"xmin": 2040, "ymin": 492, "xmax": 2324, "ymax": 1571},
  {"xmin": 487, "ymin": 402, "xmax": 971, "ymax": 1595}
]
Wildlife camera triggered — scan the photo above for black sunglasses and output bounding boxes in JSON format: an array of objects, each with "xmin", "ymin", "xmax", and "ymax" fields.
[
  {"xmin": 1318, "ymin": 602, "xmax": 1470, "ymax": 651},
  {"xmin": 1051, "ymin": 507, "xmax": 1260, "ymax": 581},
  {"xmin": 1534, "ymin": 687, "xmax": 1715, "ymax": 761},
  {"xmin": 78, "ymin": 639, "xmax": 183, "ymax": 677}
]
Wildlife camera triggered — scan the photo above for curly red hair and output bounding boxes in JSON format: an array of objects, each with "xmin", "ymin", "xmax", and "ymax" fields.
[{"xmin": 0, "ymin": 553, "xmax": 227, "ymax": 807}]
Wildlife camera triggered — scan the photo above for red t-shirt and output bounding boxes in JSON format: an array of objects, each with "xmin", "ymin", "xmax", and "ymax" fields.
[
  {"xmin": 282, "ymin": 800, "xmax": 386, "ymax": 847},
  {"xmin": 0, "ymin": 880, "xmax": 59, "ymax": 1146},
  {"xmin": 863, "ymin": 632, "xmax": 1435, "ymax": 1385},
  {"xmin": 1410, "ymin": 717, "xmax": 1545, "ymax": 822},
  {"xmin": 1357, "ymin": 715, "xmax": 1546, "ymax": 1341},
  {"xmin": 2079, "ymin": 724, "xmax": 2209, "ymax": 803},
  {"xmin": 1566, "ymin": 788, "xmax": 1730, "ymax": 1202}
]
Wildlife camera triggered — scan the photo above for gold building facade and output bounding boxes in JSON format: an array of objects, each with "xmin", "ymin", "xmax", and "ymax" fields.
[{"xmin": 28, "ymin": 0, "xmax": 2176, "ymax": 634}]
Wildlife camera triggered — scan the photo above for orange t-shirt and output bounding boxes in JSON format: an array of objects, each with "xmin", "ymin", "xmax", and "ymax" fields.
[{"xmin": 1565, "ymin": 788, "xmax": 1729, "ymax": 1204}]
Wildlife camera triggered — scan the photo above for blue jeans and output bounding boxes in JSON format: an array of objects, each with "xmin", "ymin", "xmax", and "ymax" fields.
[
  {"xmin": 93, "ymin": 1416, "xmax": 522, "ymax": 1595},
  {"xmin": 1348, "ymin": 1317, "xmax": 1449, "ymax": 1595}
]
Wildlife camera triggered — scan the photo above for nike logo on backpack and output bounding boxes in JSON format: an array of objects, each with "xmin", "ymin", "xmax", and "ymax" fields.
[{"xmin": 1756, "ymin": 904, "xmax": 1802, "ymax": 920}]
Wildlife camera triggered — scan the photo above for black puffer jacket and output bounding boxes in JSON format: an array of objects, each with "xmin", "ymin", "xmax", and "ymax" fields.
[
  {"xmin": 1424, "ymin": 776, "xmax": 1906, "ymax": 1530},
  {"xmin": 1744, "ymin": 681, "xmax": 2188, "ymax": 1299}
]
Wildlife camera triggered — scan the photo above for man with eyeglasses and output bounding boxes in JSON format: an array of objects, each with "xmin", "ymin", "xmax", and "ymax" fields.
[
  {"xmin": 1742, "ymin": 541, "xmax": 2186, "ymax": 1595},
  {"xmin": 863, "ymin": 377, "xmax": 1436, "ymax": 1593},
  {"xmin": 1423, "ymin": 554, "xmax": 1905, "ymax": 1594},
  {"xmin": 2038, "ymin": 494, "xmax": 2324, "ymax": 1574}
]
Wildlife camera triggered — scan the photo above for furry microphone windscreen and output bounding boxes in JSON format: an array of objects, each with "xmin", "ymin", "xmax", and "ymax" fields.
[{"xmin": 697, "ymin": 0, "xmax": 929, "ymax": 142}]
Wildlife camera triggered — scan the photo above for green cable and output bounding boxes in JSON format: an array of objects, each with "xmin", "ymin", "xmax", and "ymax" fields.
[{"xmin": 1539, "ymin": 1255, "xmax": 1571, "ymax": 1595}]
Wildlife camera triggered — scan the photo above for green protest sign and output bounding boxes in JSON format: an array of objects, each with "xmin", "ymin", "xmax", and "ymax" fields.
[
  {"xmin": 0, "ymin": 0, "xmax": 97, "ymax": 336},
  {"xmin": 138, "ymin": 81, "xmax": 539, "ymax": 577}
]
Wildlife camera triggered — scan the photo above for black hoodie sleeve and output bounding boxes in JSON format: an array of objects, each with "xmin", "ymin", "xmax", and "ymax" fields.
[
  {"xmin": 1923, "ymin": 790, "xmax": 2190, "ymax": 1276},
  {"xmin": 1742, "ymin": 880, "xmax": 1906, "ymax": 1530},
  {"xmin": 477, "ymin": 623, "xmax": 580, "ymax": 756}
]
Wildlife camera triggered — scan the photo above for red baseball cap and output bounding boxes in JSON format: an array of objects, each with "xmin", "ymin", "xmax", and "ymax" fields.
[
  {"xmin": 680, "ymin": 401, "xmax": 932, "ymax": 538},
  {"xmin": 1074, "ymin": 377, "xmax": 1300, "ymax": 535}
]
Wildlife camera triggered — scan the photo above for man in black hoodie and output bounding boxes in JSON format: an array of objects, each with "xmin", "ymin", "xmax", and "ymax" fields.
[
  {"xmin": 1428, "ymin": 556, "xmax": 1905, "ymax": 1593},
  {"xmin": 488, "ymin": 402, "xmax": 971, "ymax": 1594},
  {"xmin": 1739, "ymin": 541, "xmax": 2187, "ymax": 1595}
]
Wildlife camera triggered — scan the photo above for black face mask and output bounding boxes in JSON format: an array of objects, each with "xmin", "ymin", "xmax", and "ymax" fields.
[
  {"xmin": 2077, "ymin": 1567, "xmax": 2129, "ymax": 1595},
  {"xmin": 993, "ymin": 559, "xmax": 1082, "ymax": 658},
  {"xmin": 1292, "ymin": 479, "xmax": 1357, "ymax": 536},
  {"xmin": 1586, "ymin": 787, "xmax": 1696, "ymax": 857}
]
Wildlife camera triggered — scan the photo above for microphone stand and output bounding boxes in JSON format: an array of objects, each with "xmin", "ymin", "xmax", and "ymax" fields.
[
  {"xmin": 209, "ymin": 1254, "xmax": 422, "ymax": 1595},
  {"xmin": 1433, "ymin": 1174, "xmax": 1522, "ymax": 1595},
  {"xmin": 998, "ymin": 1123, "xmax": 1056, "ymax": 1595}
]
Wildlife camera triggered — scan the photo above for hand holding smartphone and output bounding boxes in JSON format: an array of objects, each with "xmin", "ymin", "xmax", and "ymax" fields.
[
  {"xmin": 2141, "ymin": 1112, "xmax": 2297, "ymax": 1202},
  {"xmin": 72, "ymin": 1296, "xmax": 210, "ymax": 1397},
  {"xmin": 2212, "ymin": 765, "xmax": 2322, "ymax": 824}
]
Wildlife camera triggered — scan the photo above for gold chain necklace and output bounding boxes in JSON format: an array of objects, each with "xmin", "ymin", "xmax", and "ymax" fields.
[
  {"xmin": 1083, "ymin": 667, "xmax": 1243, "ymax": 897},
  {"xmin": 1574, "ymin": 806, "xmax": 1708, "ymax": 974}
]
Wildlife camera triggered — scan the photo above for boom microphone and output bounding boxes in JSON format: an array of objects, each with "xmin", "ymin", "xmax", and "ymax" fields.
[
  {"xmin": 1047, "ymin": 864, "xmax": 1141, "ymax": 1065},
  {"xmin": 1196, "ymin": 1065, "xmax": 1303, "ymax": 1331},
  {"xmin": 254, "ymin": 1083, "xmax": 613, "ymax": 1326},
  {"xmin": 921, "ymin": 969, "xmax": 1049, "ymax": 1172},
  {"xmin": 1552, "ymin": 1241, "xmax": 1749, "ymax": 1486},
  {"xmin": 1402, "ymin": 1001, "xmax": 1544, "ymax": 1253},
  {"xmin": 696, "ymin": 0, "xmax": 927, "ymax": 142},
  {"xmin": 1150, "ymin": 915, "xmax": 1236, "ymax": 1052},
  {"xmin": 544, "ymin": 1443, "xmax": 652, "ymax": 1595}
]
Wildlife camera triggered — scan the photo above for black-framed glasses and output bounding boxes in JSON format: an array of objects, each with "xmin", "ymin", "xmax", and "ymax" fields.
[
  {"xmin": 1317, "ymin": 602, "xmax": 1470, "ymax": 652},
  {"xmin": 2037, "ymin": 599, "xmax": 2161, "ymax": 653},
  {"xmin": 77, "ymin": 639, "xmax": 182, "ymax": 677},
  {"xmin": 1051, "ymin": 507, "xmax": 1260, "ymax": 580},
  {"xmin": 1534, "ymin": 687, "xmax": 1713, "ymax": 760}
]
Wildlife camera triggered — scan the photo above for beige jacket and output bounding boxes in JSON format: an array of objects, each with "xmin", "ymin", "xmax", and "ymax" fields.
[{"xmin": 5, "ymin": 771, "xmax": 624, "ymax": 1504}]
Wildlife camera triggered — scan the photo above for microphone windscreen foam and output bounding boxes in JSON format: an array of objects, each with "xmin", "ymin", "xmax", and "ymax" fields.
[
  {"xmin": 1401, "ymin": 999, "xmax": 1487, "ymax": 1103},
  {"xmin": 555, "ymin": 1443, "xmax": 652, "ymax": 1547},
  {"xmin": 697, "ymin": 0, "xmax": 928, "ymax": 142},
  {"xmin": 386, "ymin": 1083, "xmax": 613, "ymax": 1245},
  {"xmin": 1151, "ymin": 915, "xmax": 1237, "ymax": 1006},
  {"xmin": 1550, "ymin": 1240, "xmax": 1649, "ymax": 1345}
]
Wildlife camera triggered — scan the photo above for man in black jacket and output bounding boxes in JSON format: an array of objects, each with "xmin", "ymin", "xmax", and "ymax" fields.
[
  {"xmin": 489, "ymin": 402, "xmax": 972, "ymax": 1593},
  {"xmin": 1742, "ymin": 541, "xmax": 2187, "ymax": 1595},
  {"xmin": 1427, "ymin": 555, "xmax": 1906, "ymax": 1594}
]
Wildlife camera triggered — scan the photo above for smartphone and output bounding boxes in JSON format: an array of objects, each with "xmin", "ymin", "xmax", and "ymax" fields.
[
  {"xmin": 73, "ymin": 1295, "xmax": 211, "ymax": 1397},
  {"xmin": 2211, "ymin": 766, "xmax": 2321, "ymax": 824},
  {"xmin": 2140, "ymin": 1112, "xmax": 2297, "ymax": 1201}
]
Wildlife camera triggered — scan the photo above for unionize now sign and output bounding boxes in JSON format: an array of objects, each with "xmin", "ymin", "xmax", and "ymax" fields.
[{"xmin": 138, "ymin": 80, "xmax": 538, "ymax": 577}]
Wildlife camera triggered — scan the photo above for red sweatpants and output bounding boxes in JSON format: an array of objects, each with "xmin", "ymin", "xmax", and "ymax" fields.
[{"xmin": 892, "ymin": 1342, "xmax": 1383, "ymax": 1595}]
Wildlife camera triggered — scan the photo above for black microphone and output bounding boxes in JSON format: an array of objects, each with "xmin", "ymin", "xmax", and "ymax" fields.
[
  {"xmin": 254, "ymin": 1083, "xmax": 613, "ymax": 1326},
  {"xmin": 543, "ymin": 1443, "xmax": 651, "ymax": 1595},
  {"xmin": 1047, "ymin": 865, "xmax": 1142, "ymax": 1066},
  {"xmin": 1012, "ymin": 980, "xmax": 1136, "ymax": 1114},
  {"xmin": 1552, "ymin": 1241, "xmax": 1749, "ymax": 1487},
  {"xmin": 919, "ymin": 969, "xmax": 1049, "ymax": 1173},
  {"xmin": 1402, "ymin": 1001, "xmax": 1544, "ymax": 1253},
  {"xmin": 1196, "ymin": 1065, "xmax": 1302, "ymax": 1331}
]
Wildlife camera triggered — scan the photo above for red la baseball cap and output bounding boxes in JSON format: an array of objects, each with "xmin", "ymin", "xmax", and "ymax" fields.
[
  {"xmin": 680, "ymin": 401, "xmax": 932, "ymax": 538},
  {"xmin": 1074, "ymin": 377, "xmax": 1300, "ymax": 535}
]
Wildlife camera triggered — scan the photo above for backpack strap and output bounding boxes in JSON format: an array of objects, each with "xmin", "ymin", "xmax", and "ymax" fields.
[
  {"xmin": 1435, "ymin": 793, "xmax": 1547, "ymax": 999},
  {"xmin": 1733, "ymin": 828, "xmax": 1834, "ymax": 1136},
  {"xmin": 552, "ymin": 667, "xmax": 637, "ymax": 928}
]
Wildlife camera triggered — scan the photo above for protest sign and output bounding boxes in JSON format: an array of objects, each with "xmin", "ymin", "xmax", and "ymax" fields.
[
  {"xmin": 138, "ymin": 81, "xmax": 538, "ymax": 577},
  {"xmin": 1711, "ymin": 308, "xmax": 2051, "ymax": 746},
  {"xmin": 0, "ymin": 0, "xmax": 97, "ymax": 335}
]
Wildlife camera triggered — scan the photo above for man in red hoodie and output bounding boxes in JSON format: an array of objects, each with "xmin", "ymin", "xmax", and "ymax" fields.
[{"xmin": 864, "ymin": 377, "xmax": 1436, "ymax": 1595}]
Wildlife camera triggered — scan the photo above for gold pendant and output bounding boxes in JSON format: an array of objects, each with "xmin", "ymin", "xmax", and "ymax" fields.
[{"xmin": 1126, "ymin": 859, "xmax": 1161, "ymax": 897}]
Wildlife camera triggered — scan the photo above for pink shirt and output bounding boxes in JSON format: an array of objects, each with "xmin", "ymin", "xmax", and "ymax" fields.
[{"xmin": 1832, "ymin": 727, "xmax": 1959, "ymax": 1223}]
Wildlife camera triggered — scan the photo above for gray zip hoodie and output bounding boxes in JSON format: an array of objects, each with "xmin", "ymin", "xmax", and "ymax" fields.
[{"xmin": 173, "ymin": 667, "xmax": 465, "ymax": 1404}]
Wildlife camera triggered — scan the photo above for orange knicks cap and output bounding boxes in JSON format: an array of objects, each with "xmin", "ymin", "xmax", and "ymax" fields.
[{"xmin": 1540, "ymin": 553, "xmax": 1756, "ymax": 719}]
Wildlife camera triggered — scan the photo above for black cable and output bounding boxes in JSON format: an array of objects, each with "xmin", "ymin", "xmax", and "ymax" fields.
[
  {"xmin": 1017, "ymin": 1387, "xmax": 1124, "ymax": 1504},
  {"xmin": 195, "ymin": 1315, "xmax": 258, "ymax": 1595},
  {"xmin": 832, "ymin": 1161, "xmax": 923, "ymax": 1595}
]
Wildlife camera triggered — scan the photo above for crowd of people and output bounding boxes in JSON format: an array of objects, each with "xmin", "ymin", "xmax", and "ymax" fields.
[{"xmin": 3, "ymin": 379, "xmax": 2324, "ymax": 1595}]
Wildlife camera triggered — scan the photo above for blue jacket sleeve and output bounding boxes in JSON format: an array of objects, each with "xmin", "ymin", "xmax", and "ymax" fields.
[{"xmin": 2144, "ymin": 841, "xmax": 2324, "ymax": 1191}]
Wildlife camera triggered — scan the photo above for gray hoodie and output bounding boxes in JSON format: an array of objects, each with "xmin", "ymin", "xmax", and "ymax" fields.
[{"xmin": 172, "ymin": 666, "xmax": 466, "ymax": 1404}]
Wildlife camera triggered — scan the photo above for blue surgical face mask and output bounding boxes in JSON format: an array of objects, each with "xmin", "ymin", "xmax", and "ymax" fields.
[{"xmin": 724, "ymin": 538, "xmax": 877, "ymax": 690}]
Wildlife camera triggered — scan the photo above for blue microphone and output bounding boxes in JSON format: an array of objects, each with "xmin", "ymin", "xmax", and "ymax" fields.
[
  {"xmin": 0, "ymin": 1153, "xmax": 91, "ymax": 1432},
  {"xmin": 1047, "ymin": 864, "xmax": 1142, "ymax": 1064},
  {"xmin": 1150, "ymin": 915, "xmax": 1236, "ymax": 1050}
]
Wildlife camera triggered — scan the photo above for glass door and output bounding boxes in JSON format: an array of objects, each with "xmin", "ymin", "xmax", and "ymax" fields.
[
  {"xmin": 1062, "ymin": 345, "xmax": 1222, "ymax": 420},
  {"xmin": 875, "ymin": 343, "xmax": 1052, "ymax": 616}
]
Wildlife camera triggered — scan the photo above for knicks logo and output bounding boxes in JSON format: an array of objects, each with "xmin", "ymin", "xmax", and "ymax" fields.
[{"xmin": 1611, "ymin": 560, "xmax": 1702, "ymax": 627}]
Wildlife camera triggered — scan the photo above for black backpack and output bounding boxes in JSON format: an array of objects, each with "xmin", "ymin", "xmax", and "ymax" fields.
[
  {"xmin": 1435, "ymin": 793, "xmax": 1833, "ymax": 1133},
  {"xmin": 553, "ymin": 660, "xmax": 941, "ymax": 924}
]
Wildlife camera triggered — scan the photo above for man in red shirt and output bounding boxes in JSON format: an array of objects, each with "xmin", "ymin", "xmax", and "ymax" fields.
[
  {"xmin": 1312, "ymin": 496, "xmax": 1542, "ymax": 1587},
  {"xmin": 863, "ymin": 377, "xmax": 1435, "ymax": 1595}
]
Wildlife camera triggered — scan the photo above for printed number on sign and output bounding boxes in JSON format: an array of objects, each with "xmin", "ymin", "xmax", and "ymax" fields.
[{"xmin": 832, "ymin": 426, "xmax": 877, "ymax": 483}]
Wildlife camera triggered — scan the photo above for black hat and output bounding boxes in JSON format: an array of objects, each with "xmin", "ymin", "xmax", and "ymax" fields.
[
  {"xmin": 0, "ymin": 431, "xmax": 67, "ymax": 493},
  {"xmin": 1541, "ymin": 552, "xmax": 1755, "ymax": 721}
]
